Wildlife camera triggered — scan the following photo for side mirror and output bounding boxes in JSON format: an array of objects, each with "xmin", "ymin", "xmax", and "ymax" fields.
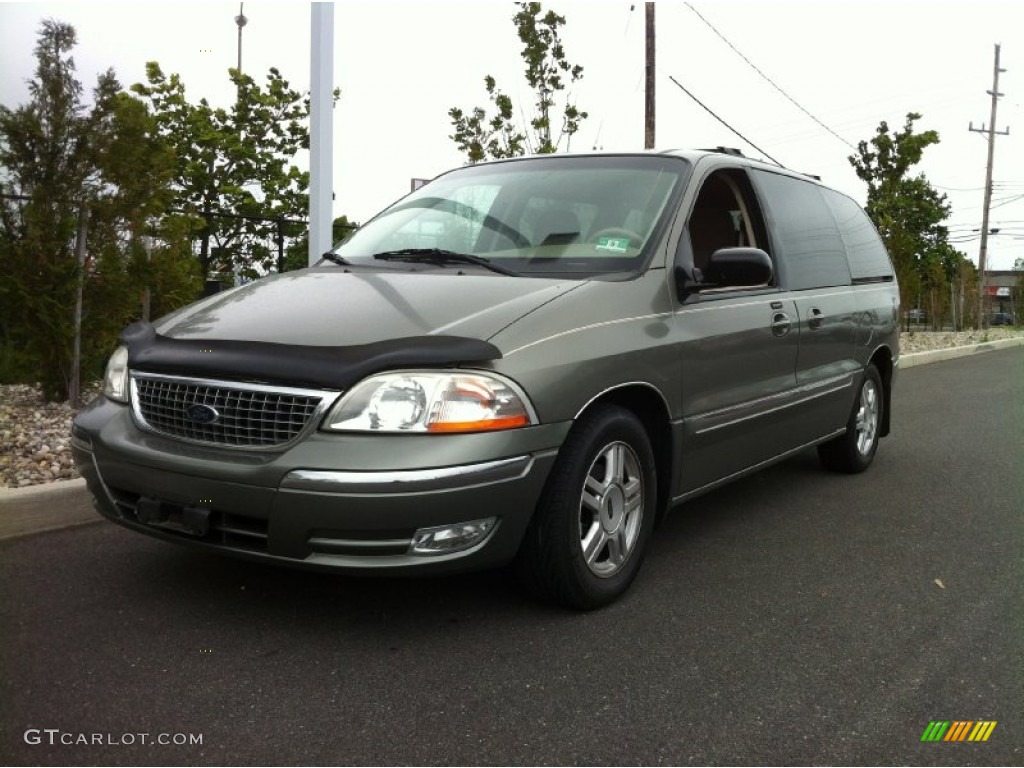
[{"xmin": 703, "ymin": 247, "xmax": 773, "ymax": 287}]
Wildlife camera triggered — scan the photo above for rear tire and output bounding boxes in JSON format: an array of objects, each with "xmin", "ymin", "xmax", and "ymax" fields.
[
  {"xmin": 515, "ymin": 405, "xmax": 657, "ymax": 610},
  {"xmin": 818, "ymin": 365, "xmax": 883, "ymax": 474}
]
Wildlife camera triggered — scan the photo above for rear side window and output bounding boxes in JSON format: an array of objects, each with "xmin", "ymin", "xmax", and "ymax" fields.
[
  {"xmin": 821, "ymin": 189, "xmax": 894, "ymax": 283},
  {"xmin": 752, "ymin": 170, "xmax": 851, "ymax": 291}
]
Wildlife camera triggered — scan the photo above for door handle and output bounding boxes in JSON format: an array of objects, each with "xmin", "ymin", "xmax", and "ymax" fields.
[
  {"xmin": 808, "ymin": 307, "xmax": 824, "ymax": 330},
  {"xmin": 771, "ymin": 312, "xmax": 791, "ymax": 337}
]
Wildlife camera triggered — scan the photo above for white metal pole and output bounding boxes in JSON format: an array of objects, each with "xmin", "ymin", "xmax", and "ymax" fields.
[{"xmin": 309, "ymin": 3, "xmax": 334, "ymax": 266}]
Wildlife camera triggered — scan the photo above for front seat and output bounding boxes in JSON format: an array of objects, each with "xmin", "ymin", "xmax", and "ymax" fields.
[{"xmin": 689, "ymin": 209, "xmax": 737, "ymax": 273}]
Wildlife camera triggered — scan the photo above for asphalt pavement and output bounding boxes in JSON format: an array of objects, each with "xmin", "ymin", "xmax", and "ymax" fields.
[{"xmin": 1, "ymin": 348, "xmax": 1021, "ymax": 766}]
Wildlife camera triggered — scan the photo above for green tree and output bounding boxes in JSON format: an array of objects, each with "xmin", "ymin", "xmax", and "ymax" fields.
[
  {"xmin": 449, "ymin": 2, "xmax": 588, "ymax": 163},
  {"xmin": 849, "ymin": 113, "xmax": 954, "ymax": 319},
  {"xmin": 0, "ymin": 21, "xmax": 114, "ymax": 398},
  {"xmin": 0, "ymin": 21, "xmax": 195, "ymax": 401},
  {"xmin": 131, "ymin": 63, "xmax": 335, "ymax": 281}
]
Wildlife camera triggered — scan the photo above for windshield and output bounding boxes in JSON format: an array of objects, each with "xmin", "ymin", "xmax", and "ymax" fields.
[{"xmin": 334, "ymin": 155, "xmax": 689, "ymax": 277}]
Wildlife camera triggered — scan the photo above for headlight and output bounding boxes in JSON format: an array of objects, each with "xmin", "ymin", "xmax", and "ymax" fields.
[
  {"xmin": 323, "ymin": 372, "xmax": 535, "ymax": 433},
  {"xmin": 102, "ymin": 345, "xmax": 130, "ymax": 403}
]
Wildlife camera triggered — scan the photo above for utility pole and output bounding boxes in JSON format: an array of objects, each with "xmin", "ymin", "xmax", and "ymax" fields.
[
  {"xmin": 644, "ymin": 2, "xmax": 655, "ymax": 149},
  {"xmin": 968, "ymin": 43, "xmax": 1009, "ymax": 330}
]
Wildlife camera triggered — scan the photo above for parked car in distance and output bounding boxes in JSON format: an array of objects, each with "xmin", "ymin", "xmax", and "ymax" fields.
[
  {"xmin": 991, "ymin": 312, "xmax": 1016, "ymax": 326},
  {"xmin": 72, "ymin": 148, "xmax": 900, "ymax": 610}
]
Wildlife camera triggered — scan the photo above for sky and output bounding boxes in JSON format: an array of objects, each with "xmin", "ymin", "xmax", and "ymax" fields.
[{"xmin": 1, "ymin": 0, "xmax": 1023, "ymax": 270}]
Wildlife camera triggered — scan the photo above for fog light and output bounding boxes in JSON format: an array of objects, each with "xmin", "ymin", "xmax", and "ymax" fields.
[{"xmin": 410, "ymin": 517, "xmax": 497, "ymax": 555}]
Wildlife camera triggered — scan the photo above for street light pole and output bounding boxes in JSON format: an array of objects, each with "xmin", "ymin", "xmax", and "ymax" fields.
[
  {"xmin": 309, "ymin": 3, "xmax": 334, "ymax": 266},
  {"xmin": 235, "ymin": 3, "xmax": 247, "ymax": 75}
]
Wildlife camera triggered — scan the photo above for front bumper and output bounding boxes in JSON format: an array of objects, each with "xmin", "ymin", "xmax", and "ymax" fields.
[{"xmin": 72, "ymin": 397, "xmax": 567, "ymax": 575}]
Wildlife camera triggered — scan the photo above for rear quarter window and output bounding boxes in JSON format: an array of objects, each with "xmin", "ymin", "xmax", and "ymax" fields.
[
  {"xmin": 820, "ymin": 188, "xmax": 894, "ymax": 283},
  {"xmin": 751, "ymin": 170, "xmax": 851, "ymax": 291}
]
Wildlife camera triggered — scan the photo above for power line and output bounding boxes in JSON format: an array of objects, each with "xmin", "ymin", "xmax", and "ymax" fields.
[
  {"xmin": 667, "ymin": 75, "xmax": 782, "ymax": 165},
  {"xmin": 683, "ymin": 2, "xmax": 856, "ymax": 151},
  {"xmin": 991, "ymin": 194, "xmax": 1024, "ymax": 210}
]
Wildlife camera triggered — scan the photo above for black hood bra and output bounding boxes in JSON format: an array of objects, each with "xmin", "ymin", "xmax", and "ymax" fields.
[{"xmin": 120, "ymin": 321, "xmax": 502, "ymax": 391}]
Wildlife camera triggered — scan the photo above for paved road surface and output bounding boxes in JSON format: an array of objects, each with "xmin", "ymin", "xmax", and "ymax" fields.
[{"xmin": 2, "ymin": 348, "xmax": 1021, "ymax": 766}]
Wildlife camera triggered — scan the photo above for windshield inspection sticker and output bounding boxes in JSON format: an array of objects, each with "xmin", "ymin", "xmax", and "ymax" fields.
[{"xmin": 595, "ymin": 236, "xmax": 630, "ymax": 253}]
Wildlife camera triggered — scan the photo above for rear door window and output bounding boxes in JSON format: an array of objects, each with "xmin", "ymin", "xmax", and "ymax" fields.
[{"xmin": 751, "ymin": 170, "xmax": 851, "ymax": 291}]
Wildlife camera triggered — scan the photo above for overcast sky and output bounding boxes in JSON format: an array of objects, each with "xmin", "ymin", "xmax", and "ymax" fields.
[{"xmin": 2, "ymin": 0, "xmax": 1022, "ymax": 269}]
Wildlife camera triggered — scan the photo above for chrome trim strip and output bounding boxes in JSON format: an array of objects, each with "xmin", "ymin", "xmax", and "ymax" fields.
[
  {"xmin": 690, "ymin": 373, "xmax": 854, "ymax": 435},
  {"xmin": 281, "ymin": 455, "xmax": 534, "ymax": 494},
  {"xmin": 672, "ymin": 428, "xmax": 846, "ymax": 504},
  {"xmin": 573, "ymin": 381, "xmax": 673, "ymax": 420},
  {"xmin": 130, "ymin": 370, "xmax": 336, "ymax": 399},
  {"xmin": 129, "ymin": 371, "xmax": 341, "ymax": 452},
  {"xmin": 308, "ymin": 536, "xmax": 411, "ymax": 551}
]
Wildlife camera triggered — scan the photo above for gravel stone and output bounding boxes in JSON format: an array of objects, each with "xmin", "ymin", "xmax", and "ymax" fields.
[
  {"xmin": 0, "ymin": 382, "xmax": 100, "ymax": 489},
  {"xmin": 899, "ymin": 326, "xmax": 1023, "ymax": 354}
]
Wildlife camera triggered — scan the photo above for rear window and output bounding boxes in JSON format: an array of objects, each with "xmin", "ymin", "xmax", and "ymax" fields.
[{"xmin": 821, "ymin": 189, "xmax": 894, "ymax": 283}]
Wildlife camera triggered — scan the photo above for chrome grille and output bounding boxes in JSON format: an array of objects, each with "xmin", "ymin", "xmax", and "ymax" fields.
[{"xmin": 131, "ymin": 373, "xmax": 333, "ymax": 448}]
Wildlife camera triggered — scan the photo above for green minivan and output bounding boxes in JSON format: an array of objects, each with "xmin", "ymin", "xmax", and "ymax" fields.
[{"xmin": 72, "ymin": 149, "xmax": 899, "ymax": 609}]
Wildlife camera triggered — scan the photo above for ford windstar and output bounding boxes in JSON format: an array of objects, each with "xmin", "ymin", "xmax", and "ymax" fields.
[{"xmin": 72, "ymin": 149, "xmax": 899, "ymax": 609}]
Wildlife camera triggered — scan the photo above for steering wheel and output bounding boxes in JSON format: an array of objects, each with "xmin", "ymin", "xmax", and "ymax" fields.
[{"xmin": 590, "ymin": 227, "xmax": 644, "ymax": 245}]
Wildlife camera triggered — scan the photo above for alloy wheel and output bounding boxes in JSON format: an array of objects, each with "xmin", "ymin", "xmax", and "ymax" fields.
[{"xmin": 579, "ymin": 441, "xmax": 644, "ymax": 578}]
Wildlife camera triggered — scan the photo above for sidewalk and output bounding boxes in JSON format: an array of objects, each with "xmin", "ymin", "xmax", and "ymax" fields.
[{"xmin": 2, "ymin": 335, "xmax": 1023, "ymax": 541}]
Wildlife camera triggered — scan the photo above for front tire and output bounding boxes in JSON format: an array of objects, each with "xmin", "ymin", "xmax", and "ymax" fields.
[
  {"xmin": 515, "ymin": 405, "xmax": 657, "ymax": 610},
  {"xmin": 818, "ymin": 364, "xmax": 883, "ymax": 473}
]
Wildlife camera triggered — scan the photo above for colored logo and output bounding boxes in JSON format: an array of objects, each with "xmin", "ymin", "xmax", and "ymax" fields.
[
  {"xmin": 185, "ymin": 403, "xmax": 220, "ymax": 425},
  {"xmin": 920, "ymin": 721, "xmax": 997, "ymax": 742}
]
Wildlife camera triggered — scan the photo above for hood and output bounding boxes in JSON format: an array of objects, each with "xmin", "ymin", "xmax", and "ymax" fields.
[{"xmin": 156, "ymin": 267, "xmax": 585, "ymax": 346}]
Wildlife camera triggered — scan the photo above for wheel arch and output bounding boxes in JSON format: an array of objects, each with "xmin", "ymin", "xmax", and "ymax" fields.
[{"xmin": 574, "ymin": 382, "xmax": 675, "ymax": 523}]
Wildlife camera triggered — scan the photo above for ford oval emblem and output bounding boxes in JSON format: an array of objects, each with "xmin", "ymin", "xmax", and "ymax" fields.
[{"xmin": 185, "ymin": 403, "xmax": 220, "ymax": 425}]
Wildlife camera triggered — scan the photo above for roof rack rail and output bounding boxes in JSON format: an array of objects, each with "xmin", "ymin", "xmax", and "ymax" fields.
[{"xmin": 700, "ymin": 146, "xmax": 745, "ymax": 157}]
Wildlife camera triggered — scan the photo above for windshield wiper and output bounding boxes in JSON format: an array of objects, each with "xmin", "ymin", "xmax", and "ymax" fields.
[
  {"xmin": 373, "ymin": 248, "xmax": 518, "ymax": 276},
  {"xmin": 318, "ymin": 252, "xmax": 350, "ymax": 266}
]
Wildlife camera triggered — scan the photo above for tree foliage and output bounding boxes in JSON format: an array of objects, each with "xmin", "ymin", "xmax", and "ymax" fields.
[
  {"xmin": 0, "ymin": 20, "xmax": 197, "ymax": 401},
  {"xmin": 131, "ymin": 64, "xmax": 333, "ymax": 280},
  {"xmin": 849, "ymin": 113, "xmax": 975, "ymax": 327},
  {"xmin": 449, "ymin": 2, "xmax": 588, "ymax": 163}
]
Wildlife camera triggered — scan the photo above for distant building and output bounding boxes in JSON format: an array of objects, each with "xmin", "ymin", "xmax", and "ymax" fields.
[{"xmin": 984, "ymin": 269, "xmax": 1021, "ymax": 319}]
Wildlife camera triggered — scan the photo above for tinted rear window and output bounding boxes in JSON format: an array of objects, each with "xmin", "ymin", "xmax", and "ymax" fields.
[
  {"xmin": 821, "ymin": 188, "xmax": 894, "ymax": 282},
  {"xmin": 752, "ymin": 170, "xmax": 851, "ymax": 291}
]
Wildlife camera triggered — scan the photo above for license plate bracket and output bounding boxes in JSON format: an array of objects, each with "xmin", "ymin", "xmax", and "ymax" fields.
[{"xmin": 136, "ymin": 497, "xmax": 211, "ymax": 537}]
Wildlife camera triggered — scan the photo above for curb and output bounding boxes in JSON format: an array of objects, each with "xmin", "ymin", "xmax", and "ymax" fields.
[
  {"xmin": 899, "ymin": 334, "xmax": 1024, "ymax": 369},
  {"xmin": 2, "ymin": 337, "xmax": 1022, "ymax": 542},
  {"xmin": 0, "ymin": 478, "xmax": 99, "ymax": 542}
]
